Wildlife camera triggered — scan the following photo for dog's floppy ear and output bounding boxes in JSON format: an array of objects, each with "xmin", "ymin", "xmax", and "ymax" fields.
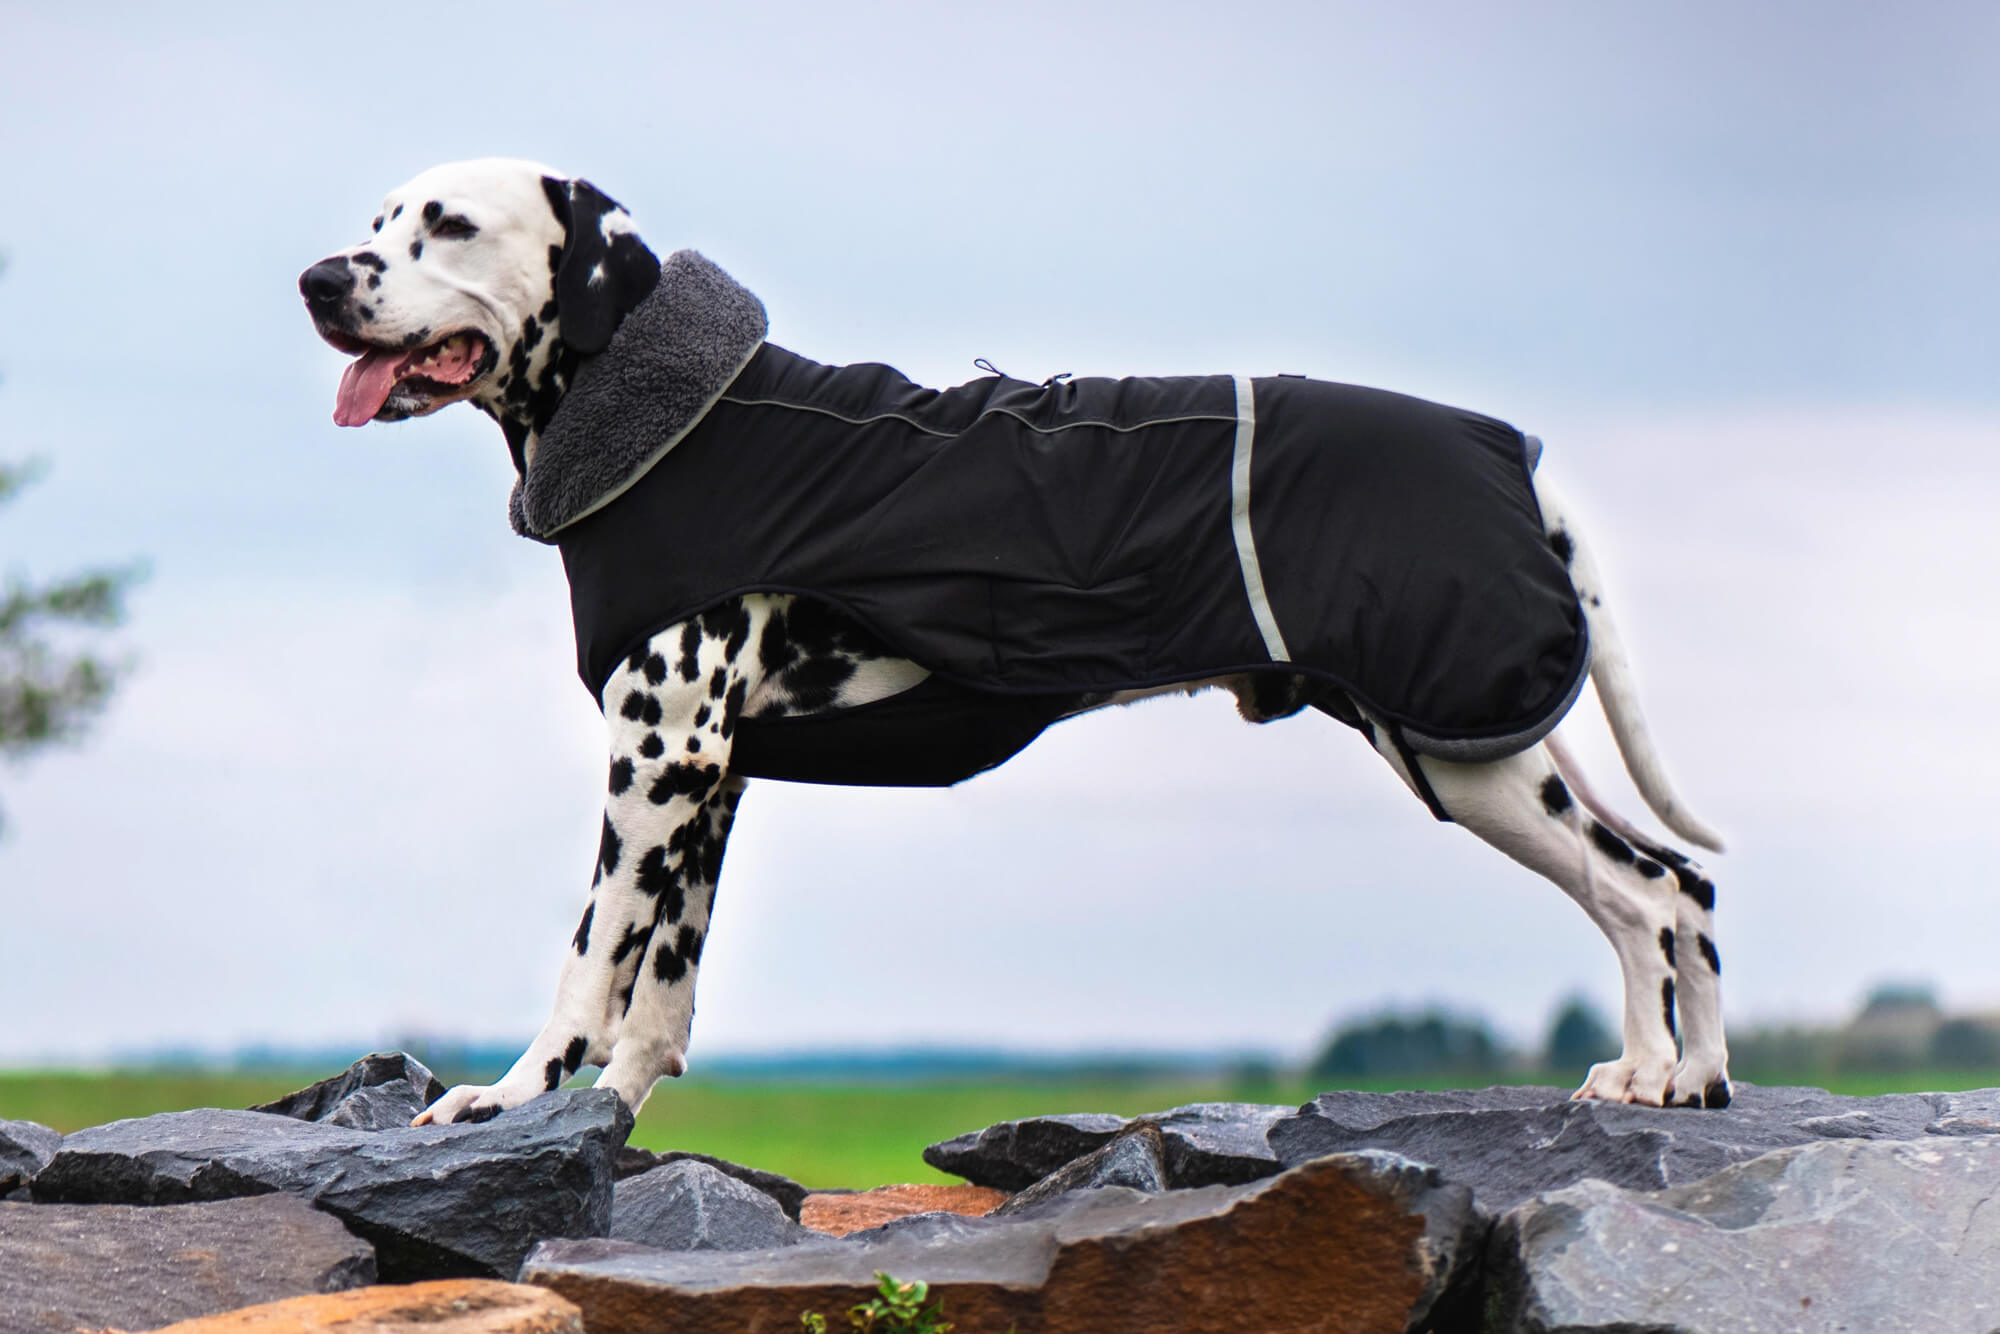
[{"xmin": 542, "ymin": 175, "xmax": 661, "ymax": 355}]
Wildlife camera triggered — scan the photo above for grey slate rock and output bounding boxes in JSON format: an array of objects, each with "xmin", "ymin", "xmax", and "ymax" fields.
[
  {"xmin": 33, "ymin": 1087, "xmax": 630, "ymax": 1282},
  {"xmin": 0, "ymin": 1117, "xmax": 59, "ymax": 1193},
  {"xmin": 1487, "ymin": 1135, "xmax": 2000, "ymax": 1333},
  {"xmin": 989, "ymin": 1121, "xmax": 1168, "ymax": 1218},
  {"xmin": 0, "ymin": 1193, "xmax": 374, "ymax": 1333},
  {"xmin": 614, "ymin": 1145, "xmax": 808, "ymax": 1219},
  {"xmin": 611, "ymin": 1159, "xmax": 809, "ymax": 1251},
  {"xmin": 923, "ymin": 1101, "xmax": 1284, "ymax": 1190},
  {"xmin": 922, "ymin": 1110, "xmax": 1126, "ymax": 1191},
  {"xmin": 1267, "ymin": 1082, "xmax": 1982, "ymax": 1212},
  {"xmin": 249, "ymin": 1050, "xmax": 448, "ymax": 1130}
]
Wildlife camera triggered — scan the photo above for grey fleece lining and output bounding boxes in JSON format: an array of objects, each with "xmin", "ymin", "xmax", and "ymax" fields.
[{"xmin": 510, "ymin": 249, "xmax": 768, "ymax": 541}]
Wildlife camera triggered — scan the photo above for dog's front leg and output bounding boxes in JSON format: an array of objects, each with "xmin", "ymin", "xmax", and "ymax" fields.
[{"xmin": 418, "ymin": 612, "xmax": 758, "ymax": 1124}]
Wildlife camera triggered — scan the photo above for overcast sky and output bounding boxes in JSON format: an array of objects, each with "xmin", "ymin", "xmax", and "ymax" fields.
[{"xmin": 1, "ymin": 1, "xmax": 1995, "ymax": 1068}]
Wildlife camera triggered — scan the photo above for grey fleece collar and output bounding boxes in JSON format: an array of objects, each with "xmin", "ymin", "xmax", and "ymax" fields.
[{"xmin": 510, "ymin": 249, "xmax": 768, "ymax": 541}]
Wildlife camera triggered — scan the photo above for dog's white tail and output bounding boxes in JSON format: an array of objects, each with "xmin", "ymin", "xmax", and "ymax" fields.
[{"xmin": 1535, "ymin": 476, "xmax": 1726, "ymax": 853}]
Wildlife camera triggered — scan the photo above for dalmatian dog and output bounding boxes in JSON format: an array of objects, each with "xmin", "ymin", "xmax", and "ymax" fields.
[{"xmin": 299, "ymin": 159, "xmax": 1730, "ymax": 1125}]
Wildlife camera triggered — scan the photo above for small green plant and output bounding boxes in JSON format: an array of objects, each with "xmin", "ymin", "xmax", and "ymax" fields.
[{"xmin": 801, "ymin": 1272, "xmax": 954, "ymax": 1334}]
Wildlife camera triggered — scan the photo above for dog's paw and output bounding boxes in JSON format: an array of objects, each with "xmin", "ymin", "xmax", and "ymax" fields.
[
  {"xmin": 1668, "ymin": 1058, "xmax": 1732, "ymax": 1109},
  {"xmin": 1572, "ymin": 1056, "xmax": 1676, "ymax": 1107},
  {"xmin": 412, "ymin": 1082, "xmax": 524, "ymax": 1126}
]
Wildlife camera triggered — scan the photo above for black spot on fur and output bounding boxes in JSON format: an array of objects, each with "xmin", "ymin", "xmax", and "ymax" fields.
[
  {"xmin": 350, "ymin": 251, "xmax": 386, "ymax": 272},
  {"xmin": 639, "ymin": 732, "xmax": 664, "ymax": 759},
  {"xmin": 366, "ymin": 274, "xmax": 380, "ymax": 290},
  {"xmin": 640, "ymin": 696, "xmax": 663, "ymax": 727},
  {"xmin": 692, "ymin": 704, "xmax": 711, "ymax": 728},
  {"xmin": 1679, "ymin": 872, "xmax": 1717, "ymax": 912},
  {"xmin": 422, "ymin": 200, "xmax": 442, "ymax": 224},
  {"xmin": 548, "ymin": 244, "xmax": 563, "ymax": 275},
  {"xmin": 720, "ymin": 680, "xmax": 748, "ymax": 739},
  {"xmin": 653, "ymin": 943, "xmax": 688, "ymax": 983},
  {"xmin": 392, "ymin": 204, "xmax": 403, "ymax": 220},
  {"xmin": 1540, "ymin": 775, "xmax": 1572, "ymax": 816},
  {"xmin": 1549, "ymin": 528, "xmax": 1575, "ymax": 566},
  {"xmin": 1662, "ymin": 978, "xmax": 1678, "ymax": 1040},
  {"xmin": 409, "ymin": 239, "xmax": 423, "ymax": 261},
  {"xmin": 611, "ymin": 922, "xmax": 652, "ymax": 966},
  {"xmin": 636, "ymin": 846, "xmax": 685, "ymax": 922},
  {"xmin": 1698, "ymin": 933, "xmax": 1722, "ymax": 975},
  {"xmin": 1635, "ymin": 858, "xmax": 1667, "ymax": 879},
  {"xmin": 678, "ymin": 621, "xmax": 703, "ymax": 681},
  {"xmin": 687, "ymin": 736, "xmax": 701, "ymax": 753},
  {"xmin": 649, "ymin": 762, "xmax": 721, "ymax": 804},
  {"xmin": 1589, "ymin": 822, "xmax": 1637, "ymax": 865},
  {"xmin": 540, "ymin": 298, "xmax": 559, "ymax": 323},
  {"xmin": 563, "ymin": 1036, "xmax": 587, "ymax": 1073},
  {"xmin": 643, "ymin": 653, "xmax": 668, "ymax": 686},
  {"xmin": 521, "ymin": 315, "xmax": 542, "ymax": 353},
  {"xmin": 676, "ymin": 924, "xmax": 704, "ymax": 967},
  {"xmin": 543, "ymin": 1057, "xmax": 564, "ymax": 1091},
  {"xmin": 457, "ymin": 1103, "xmax": 502, "ymax": 1125},
  {"xmin": 758, "ymin": 608, "xmax": 789, "ymax": 672},
  {"xmin": 1245, "ymin": 673, "xmax": 1312, "ymax": 722},
  {"xmin": 724, "ymin": 607, "xmax": 752, "ymax": 661},
  {"xmin": 620, "ymin": 691, "xmax": 647, "ymax": 721},
  {"xmin": 708, "ymin": 666, "xmax": 728, "ymax": 699},
  {"xmin": 700, "ymin": 606, "xmax": 736, "ymax": 641},
  {"xmin": 371, "ymin": 215, "xmax": 383, "ymax": 233},
  {"xmin": 772, "ymin": 654, "xmax": 855, "ymax": 714},
  {"xmin": 1703, "ymin": 1078, "xmax": 1732, "ymax": 1109},
  {"xmin": 571, "ymin": 902, "xmax": 593, "ymax": 955},
  {"xmin": 1658, "ymin": 927, "xmax": 1677, "ymax": 968},
  {"xmin": 598, "ymin": 816, "xmax": 621, "ymax": 875},
  {"xmin": 609, "ymin": 758, "xmax": 634, "ymax": 796}
]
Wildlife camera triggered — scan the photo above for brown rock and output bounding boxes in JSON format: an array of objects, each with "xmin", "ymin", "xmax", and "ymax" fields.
[
  {"xmin": 524, "ymin": 1151, "xmax": 1483, "ymax": 1333},
  {"xmin": 144, "ymin": 1280, "xmax": 582, "ymax": 1334},
  {"xmin": 0, "ymin": 1194, "xmax": 374, "ymax": 1333},
  {"xmin": 800, "ymin": 1183, "xmax": 1010, "ymax": 1237}
]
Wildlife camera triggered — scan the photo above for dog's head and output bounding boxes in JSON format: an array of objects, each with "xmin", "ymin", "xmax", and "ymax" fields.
[{"xmin": 299, "ymin": 159, "xmax": 659, "ymax": 433}]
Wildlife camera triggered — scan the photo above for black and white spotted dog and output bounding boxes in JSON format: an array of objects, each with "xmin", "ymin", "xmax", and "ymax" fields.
[{"xmin": 299, "ymin": 159, "xmax": 1730, "ymax": 1125}]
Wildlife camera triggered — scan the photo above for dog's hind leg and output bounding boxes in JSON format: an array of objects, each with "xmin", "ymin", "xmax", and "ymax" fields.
[
  {"xmin": 418, "ymin": 605, "xmax": 763, "ymax": 1125},
  {"xmin": 1367, "ymin": 725, "xmax": 1687, "ymax": 1105},
  {"xmin": 1544, "ymin": 735, "xmax": 1730, "ymax": 1107}
]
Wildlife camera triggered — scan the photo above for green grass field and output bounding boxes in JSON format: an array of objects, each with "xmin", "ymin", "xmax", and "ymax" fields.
[{"xmin": 1, "ymin": 1068, "xmax": 1990, "ymax": 1189}]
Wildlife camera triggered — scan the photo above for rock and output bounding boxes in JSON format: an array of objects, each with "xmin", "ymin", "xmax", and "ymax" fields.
[
  {"xmin": 611, "ymin": 1160, "xmax": 809, "ymax": 1251},
  {"xmin": 0, "ymin": 1193, "xmax": 374, "ymax": 1332},
  {"xmin": 989, "ymin": 1121, "xmax": 1167, "ymax": 1218},
  {"xmin": 1268, "ymin": 1082, "xmax": 1978, "ymax": 1212},
  {"xmin": 523, "ymin": 1150, "xmax": 1484, "ymax": 1334},
  {"xmin": 1487, "ymin": 1135, "xmax": 2000, "ymax": 1333},
  {"xmin": 922, "ymin": 1101, "xmax": 1285, "ymax": 1191},
  {"xmin": 145, "ymin": 1279, "xmax": 584, "ymax": 1334},
  {"xmin": 921, "ymin": 1110, "xmax": 1125, "ymax": 1191},
  {"xmin": 250, "ymin": 1051, "xmax": 448, "ymax": 1130},
  {"xmin": 33, "ymin": 1088, "xmax": 630, "ymax": 1281},
  {"xmin": 0, "ymin": 1117, "xmax": 59, "ymax": 1192},
  {"xmin": 613, "ymin": 1146, "xmax": 808, "ymax": 1219},
  {"xmin": 800, "ymin": 1183, "xmax": 1011, "ymax": 1237}
]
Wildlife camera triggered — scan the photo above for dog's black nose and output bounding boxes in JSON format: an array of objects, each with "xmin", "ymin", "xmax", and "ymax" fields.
[{"xmin": 299, "ymin": 257, "xmax": 355, "ymax": 308}]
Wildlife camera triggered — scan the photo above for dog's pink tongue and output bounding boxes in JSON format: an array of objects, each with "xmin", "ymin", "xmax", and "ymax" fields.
[{"xmin": 334, "ymin": 349, "xmax": 405, "ymax": 427}]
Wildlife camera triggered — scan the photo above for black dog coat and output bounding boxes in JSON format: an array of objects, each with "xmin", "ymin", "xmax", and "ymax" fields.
[{"xmin": 514, "ymin": 252, "xmax": 1590, "ymax": 787}]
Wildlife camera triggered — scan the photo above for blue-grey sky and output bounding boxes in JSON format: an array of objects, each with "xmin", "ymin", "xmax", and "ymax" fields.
[{"xmin": 1, "ymin": 1, "xmax": 1996, "ymax": 1066}]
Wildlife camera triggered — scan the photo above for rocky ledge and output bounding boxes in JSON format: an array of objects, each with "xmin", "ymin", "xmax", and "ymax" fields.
[{"xmin": 4, "ymin": 1056, "xmax": 1999, "ymax": 1333}]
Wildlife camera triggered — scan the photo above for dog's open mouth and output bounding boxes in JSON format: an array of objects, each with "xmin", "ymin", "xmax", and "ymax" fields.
[{"xmin": 326, "ymin": 330, "xmax": 492, "ymax": 427}]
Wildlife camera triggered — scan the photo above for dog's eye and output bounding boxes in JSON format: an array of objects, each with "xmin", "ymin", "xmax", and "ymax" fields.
[
  {"xmin": 434, "ymin": 215, "xmax": 479, "ymax": 240},
  {"xmin": 371, "ymin": 216, "xmax": 383, "ymax": 233}
]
